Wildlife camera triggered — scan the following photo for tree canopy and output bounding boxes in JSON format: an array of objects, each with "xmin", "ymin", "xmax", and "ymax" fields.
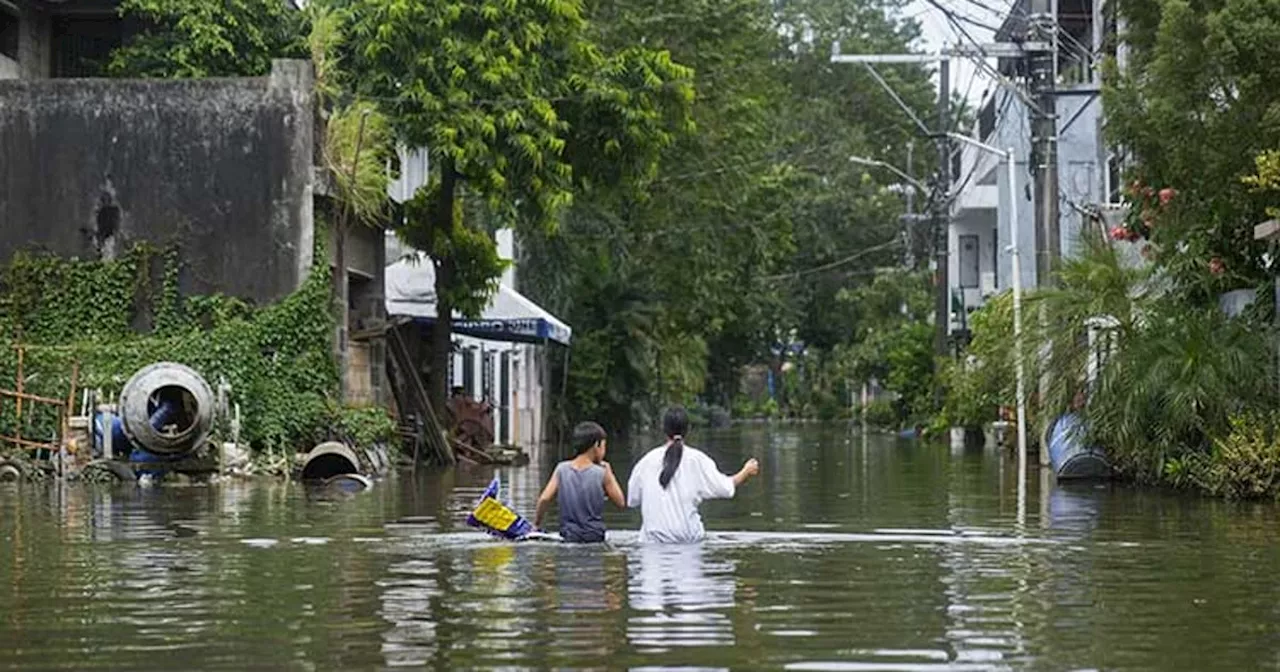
[
  {"xmin": 521, "ymin": 0, "xmax": 938, "ymax": 430},
  {"xmin": 334, "ymin": 0, "xmax": 695, "ymax": 412}
]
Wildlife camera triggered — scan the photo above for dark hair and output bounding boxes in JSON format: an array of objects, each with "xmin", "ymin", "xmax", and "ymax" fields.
[
  {"xmin": 659, "ymin": 407, "xmax": 689, "ymax": 489},
  {"xmin": 571, "ymin": 421, "xmax": 607, "ymax": 456}
]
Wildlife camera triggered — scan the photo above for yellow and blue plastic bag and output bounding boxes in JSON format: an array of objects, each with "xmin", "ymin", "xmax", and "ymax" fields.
[{"xmin": 466, "ymin": 475, "xmax": 536, "ymax": 540}]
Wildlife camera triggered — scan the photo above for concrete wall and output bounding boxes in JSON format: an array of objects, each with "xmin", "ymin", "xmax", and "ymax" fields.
[{"xmin": 0, "ymin": 59, "xmax": 315, "ymax": 305}]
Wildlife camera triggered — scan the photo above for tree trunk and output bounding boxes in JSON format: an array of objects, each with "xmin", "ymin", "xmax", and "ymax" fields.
[{"xmin": 427, "ymin": 160, "xmax": 458, "ymax": 418}]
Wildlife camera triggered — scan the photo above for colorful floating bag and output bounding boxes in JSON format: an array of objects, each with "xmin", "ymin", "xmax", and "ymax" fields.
[{"xmin": 466, "ymin": 475, "xmax": 537, "ymax": 540}]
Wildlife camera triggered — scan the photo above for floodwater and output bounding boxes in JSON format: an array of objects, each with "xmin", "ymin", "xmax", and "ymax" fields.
[{"xmin": 3, "ymin": 426, "xmax": 1280, "ymax": 670}]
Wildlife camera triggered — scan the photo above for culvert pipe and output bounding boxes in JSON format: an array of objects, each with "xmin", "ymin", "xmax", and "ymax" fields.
[
  {"xmin": 300, "ymin": 441, "xmax": 362, "ymax": 481},
  {"xmin": 118, "ymin": 363, "xmax": 215, "ymax": 456}
]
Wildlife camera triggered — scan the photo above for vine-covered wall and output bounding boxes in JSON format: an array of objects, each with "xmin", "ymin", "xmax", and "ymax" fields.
[{"xmin": 0, "ymin": 234, "xmax": 390, "ymax": 456}]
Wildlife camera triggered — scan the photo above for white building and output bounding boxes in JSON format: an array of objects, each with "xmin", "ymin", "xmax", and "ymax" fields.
[
  {"xmin": 385, "ymin": 229, "xmax": 570, "ymax": 451},
  {"xmin": 947, "ymin": 0, "xmax": 1123, "ymax": 338}
]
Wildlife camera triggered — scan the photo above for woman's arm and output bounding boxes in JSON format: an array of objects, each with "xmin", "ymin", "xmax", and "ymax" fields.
[
  {"xmin": 602, "ymin": 462, "xmax": 626, "ymax": 508},
  {"xmin": 533, "ymin": 471, "xmax": 560, "ymax": 530},
  {"xmin": 732, "ymin": 458, "xmax": 760, "ymax": 487}
]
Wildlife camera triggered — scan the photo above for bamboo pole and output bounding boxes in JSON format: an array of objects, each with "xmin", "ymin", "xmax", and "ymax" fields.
[
  {"xmin": 0, "ymin": 390, "xmax": 66, "ymax": 406},
  {"xmin": 14, "ymin": 344, "xmax": 23, "ymax": 448},
  {"xmin": 62, "ymin": 363, "xmax": 79, "ymax": 478}
]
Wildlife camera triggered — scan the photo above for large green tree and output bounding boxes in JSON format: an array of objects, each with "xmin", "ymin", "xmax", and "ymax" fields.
[
  {"xmin": 522, "ymin": 0, "xmax": 935, "ymax": 430},
  {"xmin": 1105, "ymin": 0, "xmax": 1280, "ymax": 300},
  {"xmin": 109, "ymin": 0, "xmax": 307, "ymax": 77},
  {"xmin": 338, "ymin": 0, "xmax": 693, "ymax": 414}
]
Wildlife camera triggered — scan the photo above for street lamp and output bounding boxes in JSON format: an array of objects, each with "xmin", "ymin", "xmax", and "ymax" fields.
[
  {"xmin": 847, "ymin": 155, "xmax": 928, "ymax": 194},
  {"xmin": 943, "ymin": 133, "xmax": 1028, "ymax": 512}
]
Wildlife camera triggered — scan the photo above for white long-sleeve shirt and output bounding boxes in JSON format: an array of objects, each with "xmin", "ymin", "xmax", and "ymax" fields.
[{"xmin": 627, "ymin": 444, "xmax": 736, "ymax": 543}]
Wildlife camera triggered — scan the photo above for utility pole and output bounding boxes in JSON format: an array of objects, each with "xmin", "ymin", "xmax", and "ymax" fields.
[
  {"xmin": 932, "ymin": 59, "xmax": 952, "ymax": 358},
  {"xmin": 1027, "ymin": 1, "xmax": 1059, "ymax": 468},
  {"xmin": 1027, "ymin": 3, "xmax": 1060, "ymax": 286},
  {"xmin": 903, "ymin": 141, "xmax": 917, "ymax": 269}
]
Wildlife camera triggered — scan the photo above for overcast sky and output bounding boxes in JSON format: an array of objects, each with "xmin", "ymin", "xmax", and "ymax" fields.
[{"xmin": 903, "ymin": 0, "xmax": 1008, "ymax": 107}]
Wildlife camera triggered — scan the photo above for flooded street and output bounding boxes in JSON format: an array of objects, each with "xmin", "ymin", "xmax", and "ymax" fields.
[{"xmin": 4, "ymin": 424, "xmax": 1280, "ymax": 670}]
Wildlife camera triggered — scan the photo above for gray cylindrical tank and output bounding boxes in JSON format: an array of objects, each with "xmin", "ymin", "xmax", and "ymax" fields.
[{"xmin": 118, "ymin": 362, "xmax": 215, "ymax": 456}]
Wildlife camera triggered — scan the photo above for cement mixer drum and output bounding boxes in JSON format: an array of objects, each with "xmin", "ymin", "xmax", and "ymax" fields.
[{"xmin": 119, "ymin": 362, "xmax": 215, "ymax": 456}]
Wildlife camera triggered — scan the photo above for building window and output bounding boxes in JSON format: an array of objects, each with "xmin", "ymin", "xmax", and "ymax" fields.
[
  {"xmin": 959, "ymin": 235, "xmax": 980, "ymax": 289},
  {"xmin": 462, "ymin": 348, "xmax": 476, "ymax": 398},
  {"xmin": 1106, "ymin": 151, "xmax": 1125, "ymax": 204},
  {"xmin": 991, "ymin": 227, "xmax": 999, "ymax": 290},
  {"xmin": 978, "ymin": 96, "xmax": 996, "ymax": 142},
  {"xmin": 0, "ymin": 9, "xmax": 17, "ymax": 61},
  {"xmin": 52, "ymin": 16, "xmax": 125, "ymax": 77}
]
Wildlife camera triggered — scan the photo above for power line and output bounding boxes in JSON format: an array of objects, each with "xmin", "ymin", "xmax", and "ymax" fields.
[
  {"xmin": 758, "ymin": 238, "xmax": 903, "ymax": 281},
  {"xmin": 924, "ymin": 0, "xmax": 1044, "ymax": 115}
]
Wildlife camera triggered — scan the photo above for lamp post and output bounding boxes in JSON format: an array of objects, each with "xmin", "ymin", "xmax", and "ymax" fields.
[
  {"xmin": 847, "ymin": 155, "xmax": 929, "ymax": 194},
  {"xmin": 849, "ymin": 155, "xmax": 931, "ymax": 267},
  {"xmin": 943, "ymin": 133, "xmax": 1027, "ymax": 516}
]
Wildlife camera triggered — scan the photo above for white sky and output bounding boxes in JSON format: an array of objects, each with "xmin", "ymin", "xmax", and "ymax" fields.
[{"xmin": 903, "ymin": 0, "xmax": 1009, "ymax": 108}]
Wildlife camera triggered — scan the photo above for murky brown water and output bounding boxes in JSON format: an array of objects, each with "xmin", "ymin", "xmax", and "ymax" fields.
[{"xmin": 3, "ymin": 425, "xmax": 1280, "ymax": 670}]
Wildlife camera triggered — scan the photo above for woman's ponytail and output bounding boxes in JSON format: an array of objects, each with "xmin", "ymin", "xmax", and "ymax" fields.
[
  {"xmin": 659, "ymin": 435, "xmax": 683, "ymax": 489},
  {"xmin": 658, "ymin": 407, "xmax": 690, "ymax": 489}
]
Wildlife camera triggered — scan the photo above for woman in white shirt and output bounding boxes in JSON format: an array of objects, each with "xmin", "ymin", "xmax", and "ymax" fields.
[{"xmin": 627, "ymin": 407, "xmax": 760, "ymax": 543}]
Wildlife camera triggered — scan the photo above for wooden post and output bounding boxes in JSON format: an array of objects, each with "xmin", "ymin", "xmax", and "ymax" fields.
[
  {"xmin": 1254, "ymin": 220, "xmax": 1280, "ymax": 398},
  {"xmin": 14, "ymin": 345, "xmax": 23, "ymax": 445},
  {"xmin": 61, "ymin": 363, "xmax": 78, "ymax": 479}
]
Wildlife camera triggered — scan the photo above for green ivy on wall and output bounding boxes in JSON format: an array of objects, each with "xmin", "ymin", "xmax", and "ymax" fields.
[{"xmin": 0, "ymin": 234, "xmax": 395, "ymax": 457}]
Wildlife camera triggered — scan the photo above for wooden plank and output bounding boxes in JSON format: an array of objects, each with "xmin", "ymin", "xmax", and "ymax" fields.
[
  {"xmin": 0, "ymin": 390, "xmax": 66, "ymax": 406},
  {"xmin": 0, "ymin": 435, "xmax": 58, "ymax": 451}
]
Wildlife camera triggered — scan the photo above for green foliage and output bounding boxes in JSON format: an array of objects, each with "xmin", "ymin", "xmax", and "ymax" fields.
[
  {"xmin": 522, "ymin": 0, "xmax": 934, "ymax": 431},
  {"xmin": 309, "ymin": 5, "xmax": 393, "ymax": 229},
  {"xmin": 0, "ymin": 237, "xmax": 392, "ymax": 456},
  {"xmin": 1166, "ymin": 413, "xmax": 1280, "ymax": 500},
  {"xmin": 863, "ymin": 397, "xmax": 898, "ymax": 429},
  {"xmin": 950, "ymin": 228, "xmax": 1280, "ymax": 499},
  {"xmin": 339, "ymin": 0, "xmax": 693, "ymax": 223},
  {"xmin": 331, "ymin": 0, "xmax": 694, "ymax": 414},
  {"xmin": 332, "ymin": 404, "xmax": 398, "ymax": 447},
  {"xmin": 323, "ymin": 103, "xmax": 393, "ymax": 227},
  {"xmin": 1083, "ymin": 302, "xmax": 1275, "ymax": 481},
  {"xmin": 109, "ymin": 0, "xmax": 307, "ymax": 78},
  {"xmin": 1103, "ymin": 0, "xmax": 1280, "ymax": 300}
]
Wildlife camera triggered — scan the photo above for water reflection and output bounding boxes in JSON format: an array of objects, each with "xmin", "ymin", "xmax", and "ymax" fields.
[
  {"xmin": 627, "ymin": 543, "xmax": 737, "ymax": 652},
  {"xmin": 7, "ymin": 428, "xmax": 1280, "ymax": 669}
]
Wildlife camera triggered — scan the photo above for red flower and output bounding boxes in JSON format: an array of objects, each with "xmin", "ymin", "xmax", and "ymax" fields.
[
  {"xmin": 1110, "ymin": 226, "xmax": 1129, "ymax": 241},
  {"xmin": 1209, "ymin": 257, "xmax": 1225, "ymax": 276},
  {"xmin": 1158, "ymin": 187, "xmax": 1177, "ymax": 205},
  {"xmin": 1126, "ymin": 229, "xmax": 1142, "ymax": 242}
]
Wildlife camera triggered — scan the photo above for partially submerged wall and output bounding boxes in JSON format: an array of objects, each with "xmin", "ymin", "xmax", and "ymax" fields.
[{"xmin": 0, "ymin": 59, "xmax": 315, "ymax": 305}]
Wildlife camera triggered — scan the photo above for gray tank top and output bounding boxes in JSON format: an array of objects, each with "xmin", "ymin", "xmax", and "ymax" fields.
[{"xmin": 555, "ymin": 461, "xmax": 606, "ymax": 543}]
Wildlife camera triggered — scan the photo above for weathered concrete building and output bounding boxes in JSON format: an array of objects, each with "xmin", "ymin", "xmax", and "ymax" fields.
[
  {"xmin": 0, "ymin": 0, "xmax": 387, "ymax": 407},
  {"xmin": 0, "ymin": 60, "xmax": 318, "ymax": 304},
  {"xmin": 1, "ymin": 0, "xmax": 140, "ymax": 81}
]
